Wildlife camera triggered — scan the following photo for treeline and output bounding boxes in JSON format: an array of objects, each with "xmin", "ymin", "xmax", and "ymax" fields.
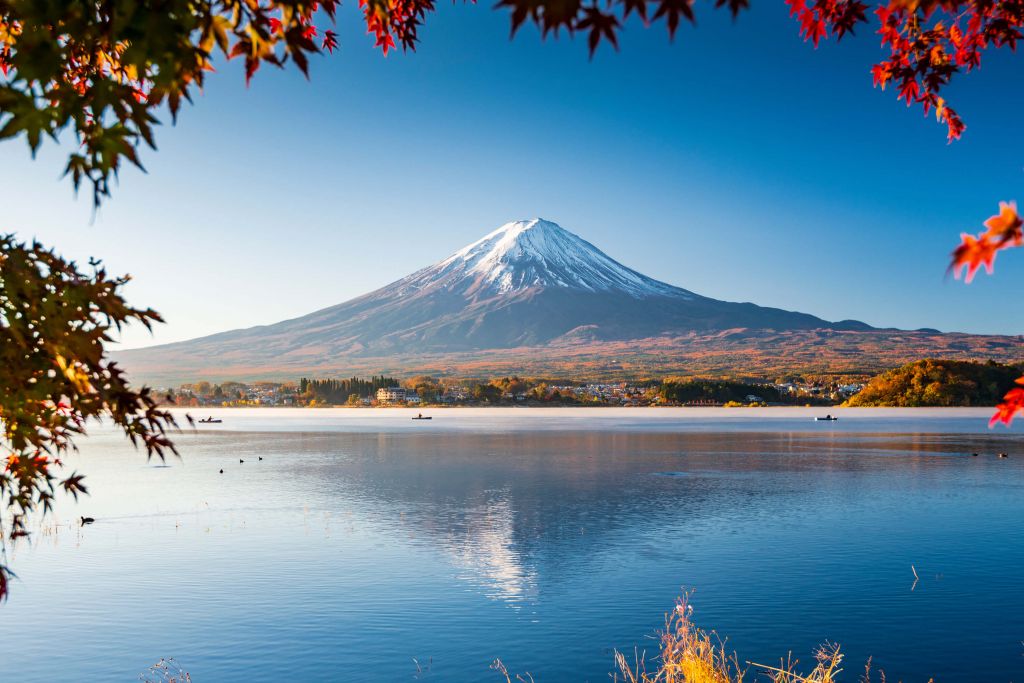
[
  {"xmin": 299, "ymin": 376, "xmax": 400, "ymax": 404},
  {"xmin": 659, "ymin": 380, "xmax": 781, "ymax": 404},
  {"xmin": 845, "ymin": 359, "xmax": 1022, "ymax": 407}
]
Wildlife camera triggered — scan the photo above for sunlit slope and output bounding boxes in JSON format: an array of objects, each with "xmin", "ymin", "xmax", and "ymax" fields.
[{"xmin": 117, "ymin": 219, "xmax": 1020, "ymax": 384}]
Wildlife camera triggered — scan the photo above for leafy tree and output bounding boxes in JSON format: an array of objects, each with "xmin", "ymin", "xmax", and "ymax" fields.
[
  {"xmin": 529, "ymin": 382, "xmax": 550, "ymax": 401},
  {"xmin": 472, "ymin": 383, "xmax": 503, "ymax": 403},
  {"xmin": 406, "ymin": 375, "xmax": 441, "ymax": 402},
  {"xmin": 947, "ymin": 203, "xmax": 1024, "ymax": 424},
  {"xmin": 2, "ymin": 0, "xmax": 1023, "ymax": 205},
  {"xmin": 845, "ymin": 359, "xmax": 1022, "ymax": 407},
  {"xmin": 492, "ymin": 376, "xmax": 529, "ymax": 396},
  {"xmin": 0, "ymin": 235, "xmax": 179, "ymax": 600},
  {"xmin": 300, "ymin": 375, "xmax": 400, "ymax": 404},
  {"xmin": 660, "ymin": 379, "xmax": 783, "ymax": 404},
  {"xmin": 0, "ymin": 0, "xmax": 343, "ymax": 205}
]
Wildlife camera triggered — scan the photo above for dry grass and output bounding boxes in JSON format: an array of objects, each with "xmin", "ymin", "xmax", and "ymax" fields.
[
  {"xmin": 611, "ymin": 595, "xmax": 747, "ymax": 683},
  {"xmin": 491, "ymin": 657, "xmax": 535, "ymax": 683},
  {"xmin": 502, "ymin": 594, "xmax": 932, "ymax": 683},
  {"xmin": 138, "ymin": 658, "xmax": 191, "ymax": 683}
]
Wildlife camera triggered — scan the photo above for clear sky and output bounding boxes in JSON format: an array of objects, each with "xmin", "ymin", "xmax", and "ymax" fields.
[{"xmin": 3, "ymin": 3, "xmax": 1024, "ymax": 348}]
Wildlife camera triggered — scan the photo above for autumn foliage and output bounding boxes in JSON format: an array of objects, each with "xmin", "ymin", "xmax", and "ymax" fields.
[
  {"xmin": 0, "ymin": 1, "xmax": 342, "ymax": 205},
  {"xmin": 0, "ymin": 236, "xmax": 180, "ymax": 600},
  {"xmin": 2, "ymin": 0, "xmax": 1024, "ymax": 205},
  {"xmin": 844, "ymin": 358, "xmax": 1022, "ymax": 407},
  {"xmin": 948, "ymin": 202, "xmax": 1024, "ymax": 426}
]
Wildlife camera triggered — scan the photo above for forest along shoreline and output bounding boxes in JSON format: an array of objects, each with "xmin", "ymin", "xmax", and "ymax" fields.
[{"xmin": 159, "ymin": 359, "xmax": 1023, "ymax": 410}]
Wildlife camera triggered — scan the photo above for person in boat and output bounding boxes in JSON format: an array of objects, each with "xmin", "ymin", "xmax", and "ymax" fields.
[
  {"xmin": 824, "ymin": 414, "xmax": 832, "ymax": 420},
  {"xmin": 417, "ymin": 413, "xmax": 423, "ymax": 419}
]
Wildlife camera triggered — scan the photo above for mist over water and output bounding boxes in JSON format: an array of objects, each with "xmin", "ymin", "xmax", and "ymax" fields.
[{"xmin": 2, "ymin": 409, "xmax": 1023, "ymax": 682}]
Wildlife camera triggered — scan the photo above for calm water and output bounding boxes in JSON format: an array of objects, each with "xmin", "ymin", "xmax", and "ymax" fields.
[{"xmin": 3, "ymin": 408, "xmax": 1024, "ymax": 682}]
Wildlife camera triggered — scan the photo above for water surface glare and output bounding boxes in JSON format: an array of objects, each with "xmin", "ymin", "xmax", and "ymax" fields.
[{"xmin": 2, "ymin": 408, "xmax": 1023, "ymax": 682}]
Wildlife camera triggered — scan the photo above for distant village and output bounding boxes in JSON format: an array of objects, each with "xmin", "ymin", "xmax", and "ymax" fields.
[{"xmin": 161, "ymin": 376, "xmax": 867, "ymax": 408}]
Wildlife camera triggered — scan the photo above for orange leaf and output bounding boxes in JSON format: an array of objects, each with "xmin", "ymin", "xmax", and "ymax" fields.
[
  {"xmin": 983, "ymin": 201, "xmax": 1023, "ymax": 247},
  {"xmin": 950, "ymin": 232, "xmax": 998, "ymax": 282},
  {"xmin": 990, "ymin": 381, "xmax": 1024, "ymax": 427}
]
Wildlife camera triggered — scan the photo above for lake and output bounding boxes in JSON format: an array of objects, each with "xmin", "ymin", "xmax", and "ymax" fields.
[{"xmin": 2, "ymin": 407, "xmax": 1023, "ymax": 682}]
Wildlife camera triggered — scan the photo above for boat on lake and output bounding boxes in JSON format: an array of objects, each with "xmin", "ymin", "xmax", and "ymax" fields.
[
  {"xmin": 198, "ymin": 417, "xmax": 223, "ymax": 424},
  {"xmin": 412, "ymin": 414, "xmax": 432, "ymax": 420},
  {"xmin": 815, "ymin": 415, "xmax": 838, "ymax": 421}
]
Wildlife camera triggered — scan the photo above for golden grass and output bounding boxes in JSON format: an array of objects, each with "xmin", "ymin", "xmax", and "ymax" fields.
[
  {"xmin": 500, "ymin": 594, "xmax": 933, "ymax": 683},
  {"xmin": 611, "ymin": 595, "xmax": 746, "ymax": 683}
]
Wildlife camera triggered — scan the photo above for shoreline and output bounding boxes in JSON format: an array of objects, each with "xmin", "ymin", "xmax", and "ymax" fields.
[
  {"xmin": 166, "ymin": 405, "xmax": 1013, "ymax": 423},
  {"xmin": 172, "ymin": 405, "xmax": 1003, "ymax": 411}
]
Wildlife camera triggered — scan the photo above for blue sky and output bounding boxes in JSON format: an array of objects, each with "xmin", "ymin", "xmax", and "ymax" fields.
[{"xmin": 3, "ymin": 2, "xmax": 1024, "ymax": 347}]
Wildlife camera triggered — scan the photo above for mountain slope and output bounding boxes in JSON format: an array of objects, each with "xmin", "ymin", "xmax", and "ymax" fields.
[{"xmin": 117, "ymin": 218, "xmax": 984, "ymax": 384}]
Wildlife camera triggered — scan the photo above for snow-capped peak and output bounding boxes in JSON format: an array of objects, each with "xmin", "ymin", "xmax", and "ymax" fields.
[{"xmin": 431, "ymin": 218, "xmax": 691, "ymax": 298}]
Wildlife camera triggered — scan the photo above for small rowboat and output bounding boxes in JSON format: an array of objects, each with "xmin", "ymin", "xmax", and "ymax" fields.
[
  {"xmin": 815, "ymin": 416, "xmax": 838, "ymax": 422},
  {"xmin": 412, "ymin": 415, "xmax": 432, "ymax": 420},
  {"xmin": 198, "ymin": 418, "xmax": 223, "ymax": 424}
]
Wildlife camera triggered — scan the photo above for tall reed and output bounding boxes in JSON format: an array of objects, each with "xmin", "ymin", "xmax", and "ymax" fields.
[{"xmin": 501, "ymin": 594, "xmax": 933, "ymax": 683}]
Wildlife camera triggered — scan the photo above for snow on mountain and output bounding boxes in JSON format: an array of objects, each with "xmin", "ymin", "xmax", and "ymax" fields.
[{"xmin": 412, "ymin": 218, "xmax": 691, "ymax": 298}]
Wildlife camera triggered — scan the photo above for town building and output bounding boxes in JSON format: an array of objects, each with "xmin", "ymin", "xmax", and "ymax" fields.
[{"xmin": 376, "ymin": 387, "xmax": 407, "ymax": 404}]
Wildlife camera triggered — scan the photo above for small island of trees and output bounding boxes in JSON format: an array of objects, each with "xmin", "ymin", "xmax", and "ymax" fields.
[{"xmin": 844, "ymin": 359, "xmax": 1024, "ymax": 407}]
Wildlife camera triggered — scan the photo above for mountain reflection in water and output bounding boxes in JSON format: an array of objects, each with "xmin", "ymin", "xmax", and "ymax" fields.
[{"xmin": 1, "ymin": 415, "xmax": 1023, "ymax": 683}]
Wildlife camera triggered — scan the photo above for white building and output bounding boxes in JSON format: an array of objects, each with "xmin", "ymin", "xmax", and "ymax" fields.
[{"xmin": 376, "ymin": 387, "xmax": 407, "ymax": 404}]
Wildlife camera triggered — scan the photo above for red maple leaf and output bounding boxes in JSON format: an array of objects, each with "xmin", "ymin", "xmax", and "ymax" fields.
[
  {"xmin": 578, "ymin": 5, "xmax": 621, "ymax": 55},
  {"xmin": 871, "ymin": 62, "xmax": 892, "ymax": 88},
  {"xmin": 322, "ymin": 30, "xmax": 340, "ymax": 53},
  {"xmin": 950, "ymin": 232, "xmax": 998, "ymax": 282},
  {"xmin": 983, "ymin": 201, "xmax": 1024, "ymax": 247},
  {"xmin": 898, "ymin": 78, "xmax": 920, "ymax": 103}
]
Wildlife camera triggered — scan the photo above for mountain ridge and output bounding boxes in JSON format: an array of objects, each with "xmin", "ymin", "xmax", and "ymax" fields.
[{"xmin": 116, "ymin": 218, "xmax": 1019, "ymax": 384}]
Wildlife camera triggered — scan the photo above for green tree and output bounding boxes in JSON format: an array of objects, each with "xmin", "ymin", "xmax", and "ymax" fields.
[
  {"xmin": 0, "ymin": 1, "xmax": 345, "ymax": 205},
  {"xmin": 659, "ymin": 380, "xmax": 782, "ymax": 404},
  {"xmin": 0, "ymin": 235, "xmax": 179, "ymax": 599},
  {"xmin": 492, "ymin": 376, "xmax": 528, "ymax": 396},
  {"xmin": 472, "ymin": 383, "xmax": 502, "ymax": 403},
  {"xmin": 407, "ymin": 375, "xmax": 441, "ymax": 402}
]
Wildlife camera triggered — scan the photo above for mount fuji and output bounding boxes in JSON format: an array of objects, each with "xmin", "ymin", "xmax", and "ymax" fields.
[{"xmin": 117, "ymin": 219, "xmax": 1018, "ymax": 383}]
